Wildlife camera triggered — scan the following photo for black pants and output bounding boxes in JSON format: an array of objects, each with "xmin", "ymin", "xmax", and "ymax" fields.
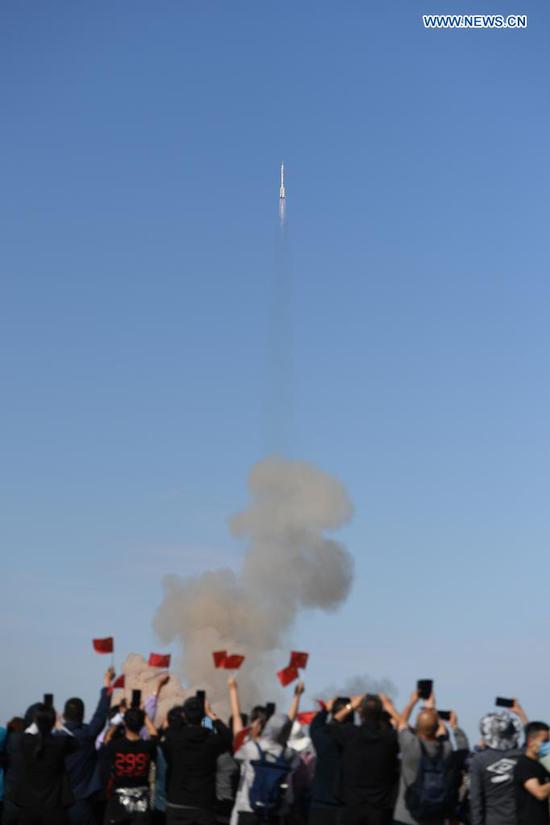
[
  {"xmin": 308, "ymin": 808, "xmax": 342, "ymax": 825},
  {"xmin": 68, "ymin": 801, "xmax": 98, "ymax": 825},
  {"xmin": 343, "ymin": 807, "xmax": 393, "ymax": 825},
  {"xmin": 237, "ymin": 814, "xmax": 281, "ymax": 825},
  {"xmin": 165, "ymin": 809, "xmax": 216, "ymax": 825},
  {"xmin": 19, "ymin": 810, "xmax": 69, "ymax": 825}
]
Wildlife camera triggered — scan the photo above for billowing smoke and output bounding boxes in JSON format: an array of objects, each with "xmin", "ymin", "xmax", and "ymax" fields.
[
  {"xmin": 320, "ymin": 674, "xmax": 398, "ymax": 702},
  {"xmin": 154, "ymin": 456, "xmax": 354, "ymax": 709}
]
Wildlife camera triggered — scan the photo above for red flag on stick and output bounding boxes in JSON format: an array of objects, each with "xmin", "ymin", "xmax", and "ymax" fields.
[
  {"xmin": 297, "ymin": 711, "xmax": 317, "ymax": 725},
  {"xmin": 290, "ymin": 651, "xmax": 309, "ymax": 670},
  {"xmin": 112, "ymin": 675, "xmax": 125, "ymax": 689},
  {"xmin": 148, "ymin": 653, "xmax": 171, "ymax": 668},
  {"xmin": 316, "ymin": 699, "xmax": 327, "ymax": 711},
  {"xmin": 213, "ymin": 651, "xmax": 227, "ymax": 668},
  {"xmin": 93, "ymin": 637, "xmax": 114, "ymax": 654},
  {"xmin": 277, "ymin": 665, "xmax": 299, "ymax": 687},
  {"xmin": 223, "ymin": 654, "xmax": 245, "ymax": 670}
]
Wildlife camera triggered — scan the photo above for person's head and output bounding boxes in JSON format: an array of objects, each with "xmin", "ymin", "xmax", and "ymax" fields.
[
  {"xmin": 63, "ymin": 697, "xmax": 85, "ymax": 726},
  {"xmin": 360, "ymin": 694, "xmax": 383, "ymax": 726},
  {"xmin": 124, "ymin": 707, "xmax": 145, "ymax": 735},
  {"xmin": 33, "ymin": 704, "xmax": 56, "ymax": 736},
  {"xmin": 525, "ymin": 722, "xmax": 550, "ymax": 756},
  {"xmin": 24, "ymin": 703, "xmax": 42, "ymax": 728},
  {"xmin": 332, "ymin": 697, "xmax": 353, "ymax": 724},
  {"xmin": 479, "ymin": 711, "xmax": 522, "ymax": 750},
  {"xmin": 250, "ymin": 705, "xmax": 268, "ymax": 736},
  {"xmin": 229, "ymin": 712, "xmax": 249, "ymax": 731},
  {"xmin": 167, "ymin": 705, "xmax": 186, "ymax": 731},
  {"xmin": 416, "ymin": 708, "xmax": 439, "ymax": 740},
  {"xmin": 182, "ymin": 696, "xmax": 204, "ymax": 726},
  {"xmin": 7, "ymin": 717, "xmax": 24, "ymax": 735}
]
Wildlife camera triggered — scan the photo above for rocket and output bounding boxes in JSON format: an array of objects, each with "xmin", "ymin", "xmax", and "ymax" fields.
[{"xmin": 279, "ymin": 162, "xmax": 286, "ymax": 200}]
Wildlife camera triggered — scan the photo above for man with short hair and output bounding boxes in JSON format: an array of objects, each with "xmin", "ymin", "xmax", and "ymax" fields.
[
  {"xmin": 329, "ymin": 693, "xmax": 400, "ymax": 825},
  {"xmin": 308, "ymin": 696, "xmax": 352, "ymax": 825},
  {"xmin": 469, "ymin": 700, "xmax": 527, "ymax": 825},
  {"xmin": 514, "ymin": 721, "xmax": 550, "ymax": 825},
  {"xmin": 162, "ymin": 695, "xmax": 232, "ymax": 825},
  {"xmin": 58, "ymin": 667, "xmax": 115, "ymax": 824},
  {"xmin": 393, "ymin": 689, "xmax": 469, "ymax": 825}
]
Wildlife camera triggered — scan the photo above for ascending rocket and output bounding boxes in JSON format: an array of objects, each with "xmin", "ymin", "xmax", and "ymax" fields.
[{"xmin": 279, "ymin": 162, "xmax": 286, "ymax": 224}]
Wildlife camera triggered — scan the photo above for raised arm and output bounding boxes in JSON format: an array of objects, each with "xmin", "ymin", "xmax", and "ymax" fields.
[
  {"xmin": 89, "ymin": 668, "xmax": 115, "ymax": 739},
  {"xmin": 228, "ymin": 677, "xmax": 243, "ymax": 737},
  {"xmin": 379, "ymin": 693, "xmax": 400, "ymax": 728},
  {"xmin": 288, "ymin": 681, "xmax": 305, "ymax": 722},
  {"xmin": 511, "ymin": 698, "xmax": 528, "ymax": 726},
  {"xmin": 398, "ymin": 690, "xmax": 419, "ymax": 732},
  {"xmin": 333, "ymin": 695, "xmax": 363, "ymax": 723}
]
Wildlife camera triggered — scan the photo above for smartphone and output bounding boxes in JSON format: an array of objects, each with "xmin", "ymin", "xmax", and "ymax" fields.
[
  {"xmin": 43, "ymin": 693, "xmax": 54, "ymax": 708},
  {"xmin": 265, "ymin": 702, "xmax": 276, "ymax": 719},
  {"xmin": 417, "ymin": 679, "xmax": 433, "ymax": 700},
  {"xmin": 131, "ymin": 689, "xmax": 141, "ymax": 708},
  {"xmin": 196, "ymin": 689, "xmax": 206, "ymax": 717},
  {"xmin": 438, "ymin": 710, "xmax": 451, "ymax": 721},
  {"xmin": 495, "ymin": 696, "xmax": 514, "ymax": 708}
]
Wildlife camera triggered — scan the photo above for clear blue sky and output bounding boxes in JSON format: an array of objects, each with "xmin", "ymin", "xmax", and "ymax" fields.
[{"xmin": 1, "ymin": 0, "xmax": 549, "ymax": 736}]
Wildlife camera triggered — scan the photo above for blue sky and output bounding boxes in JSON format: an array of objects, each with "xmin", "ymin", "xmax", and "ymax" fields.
[{"xmin": 1, "ymin": 0, "xmax": 549, "ymax": 735}]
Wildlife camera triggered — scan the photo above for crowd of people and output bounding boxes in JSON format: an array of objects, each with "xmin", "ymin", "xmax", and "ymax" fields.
[{"xmin": 1, "ymin": 668, "xmax": 549, "ymax": 825}]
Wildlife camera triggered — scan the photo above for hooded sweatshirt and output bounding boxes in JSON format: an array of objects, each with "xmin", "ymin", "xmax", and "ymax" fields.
[
  {"xmin": 231, "ymin": 714, "xmax": 300, "ymax": 824},
  {"xmin": 162, "ymin": 719, "xmax": 232, "ymax": 809},
  {"xmin": 469, "ymin": 713, "xmax": 524, "ymax": 825},
  {"xmin": 330, "ymin": 720, "xmax": 400, "ymax": 810}
]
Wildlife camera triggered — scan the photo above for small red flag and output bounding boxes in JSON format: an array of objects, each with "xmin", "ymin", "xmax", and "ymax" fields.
[
  {"xmin": 233, "ymin": 726, "xmax": 251, "ymax": 752},
  {"xmin": 297, "ymin": 711, "xmax": 317, "ymax": 725},
  {"xmin": 148, "ymin": 653, "xmax": 171, "ymax": 668},
  {"xmin": 316, "ymin": 699, "xmax": 327, "ymax": 711},
  {"xmin": 223, "ymin": 654, "xmax": 245, "ymax": 670},
  {"xmin": 112, "ymin": 675, "xmax": 125, "ymax": 689},
  {"xmin": 93, "ymin": 637, "xmax": 114, "ymax": 654},
  {"xmin": 213, "ymin": 650, "xmax": 227, "ymax": 668},
  {"xmin": 277, "ymin": 664, "xmax": 299, "ymax": 687},
  {"xmin": 290, "ymin": 651, "xmax": 309, "ymax": 670}
]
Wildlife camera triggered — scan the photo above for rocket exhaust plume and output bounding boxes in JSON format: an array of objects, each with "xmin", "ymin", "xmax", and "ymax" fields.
[
  {"xmin": 279, "ymin": 162, "xmax": 286, "ymax": 226},
  {"xmin": 154, "ymin": 456, "xmax": 354, "ymax": 707}
]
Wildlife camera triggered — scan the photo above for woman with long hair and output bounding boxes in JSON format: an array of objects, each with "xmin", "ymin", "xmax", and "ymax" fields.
[{"xmin": 13, "ymin": 702, "xmax": 78, "ymax": 825}]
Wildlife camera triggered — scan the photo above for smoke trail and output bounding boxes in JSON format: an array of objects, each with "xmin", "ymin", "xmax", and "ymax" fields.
[
  {"xmin": 321, "ymin": 674, "xmax": 398, "ymax": 701},
  {"xmin": 153, "ymin": 456, "xmax": 354, "ymax": 709}
]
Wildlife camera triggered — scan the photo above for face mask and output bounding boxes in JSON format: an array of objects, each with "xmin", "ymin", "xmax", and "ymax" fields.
[{"xmin": 539, "ymin": 741, "xmax": 550, "ymax": 758}]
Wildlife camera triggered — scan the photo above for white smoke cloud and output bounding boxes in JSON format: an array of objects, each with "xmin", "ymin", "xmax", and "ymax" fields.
[{"xmin": 153, "ymin": 456, "xmax": 354, "ymax": 709}]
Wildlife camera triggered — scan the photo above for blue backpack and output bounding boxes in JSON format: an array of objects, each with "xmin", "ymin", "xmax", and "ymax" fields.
[
  {"xmin": 405, "ymin": 741, "xmax": 452, "ymax": 820},
  {"xmin": 248, "ymin": 744, "xmax": 292, "ymax": 817}
]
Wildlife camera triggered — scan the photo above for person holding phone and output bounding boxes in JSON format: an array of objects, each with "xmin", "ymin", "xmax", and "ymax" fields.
[
  {"xmin": 328, "ymin": 693, "xmax": 400, "ymax": 825},
  {"xmin": 12, "ymin": 702, "xmax": 79, "ymax": 824},
  {"xmin": 58, "ymin": 667, "xmax": 115, "ymax": 825},
  {"xmin": 161, "ymin": 694, "xmax": 232, "ymax": 825},
  {"xmin": 469, "ymin": 699, "xmax": 527, "ymax": 825},
  {"xmin": 392, "ymin": 687, "xmax": 469, "ymax": 825},
  {"xmin": 102, "ymin": 705, "xmax": 159, "ymax": 824}
]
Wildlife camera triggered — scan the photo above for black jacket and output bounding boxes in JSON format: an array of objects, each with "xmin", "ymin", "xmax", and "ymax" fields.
[
  {"xmin": 309, "ymin": 710, "xmax": 344, "ymax": 807},
  {"xmin": 331, "ymin": 721, "xmax": 400, "ymax": 810},
  {"xmin": 162, "ymin": 720, "xmax": 232, "ymax": 809},
  {"xmin": 13, "ymin": 733, "xmax": 78, "ymax": 809},
  {"xmin": 58, "ymin": 686, "xmax": 111, "ymax": 800}
]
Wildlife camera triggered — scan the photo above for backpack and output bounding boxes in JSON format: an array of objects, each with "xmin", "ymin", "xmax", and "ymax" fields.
[
  {"xmin": 405, "ymin": 741, "xmax": 452, "ymax": 820},
  {"xmin": 248, "ymin": 743, "xmax": 292, "ymax": 818}
]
